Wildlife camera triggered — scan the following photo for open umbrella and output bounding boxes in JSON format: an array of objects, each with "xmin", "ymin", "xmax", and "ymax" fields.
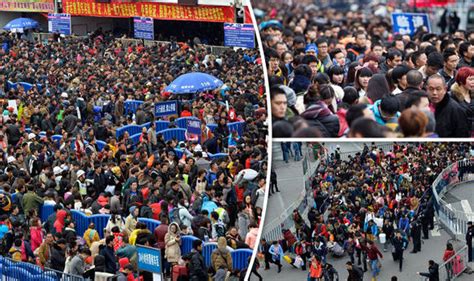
[
  {"xmin": 165, "ymin": 72, "xmax": 223, "ymax": 94},
  {"xmin": 3, "ymin": 18, "xmax": 39, "ymax": 33}
]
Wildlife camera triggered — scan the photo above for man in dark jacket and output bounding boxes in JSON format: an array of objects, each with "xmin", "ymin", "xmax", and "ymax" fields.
[
  {"xmin": 50, "ymin": 238, "xmax": 67, "ymax": 272},
  {"xmin": 99, "ymin": 236, "xmax": 117, "ymax": 274},
  {"xmin": 397, "ymin": 70, "xmax": 424, "ymax": 111},
  {"xmin": 410, "ymin": 220, "xmax": 422, "ymax": 254},
  {"xmin": 427, "ymin": 74, "xmax": 469, "ymax": 137},
  {"xmin": 418, "ymin": 260, "xmax": 439, "ymax": 281},
  {"xmin": 391, "ymin": 231, "xmax": 408, "ymax": 272},
  {"xmin": 189, "ymin": 239, "xmax": 207, "ymax": 281},
  {"xmin": 346, "ymin": 261, "xmax": 363, "ymax": 281}
]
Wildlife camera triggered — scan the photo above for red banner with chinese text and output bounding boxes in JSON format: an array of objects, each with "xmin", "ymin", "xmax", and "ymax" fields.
[
  {"xmin": 408, "ymin": 0, "xmax": 456, "ymax": 8},
  {"xmin": 62, "ymin": 0, "xmax": 236, "ymax": 23},
  {"xmin": 0, "ymin": 0, "xmax": 54, "ymax": 12}
]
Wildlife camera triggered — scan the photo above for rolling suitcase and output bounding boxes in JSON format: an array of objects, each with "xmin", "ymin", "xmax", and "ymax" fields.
[{"xmin": 172, "ymin": 265, "xmax": 189, "ymax": 281}]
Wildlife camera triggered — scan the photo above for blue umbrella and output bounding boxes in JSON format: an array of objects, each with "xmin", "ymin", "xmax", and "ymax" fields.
[
  {"xmin": 165, "ymin": 72, "xmax": 223, "ymax": 94},
  {"xmin": 4, "ymin": 18, "xmax": 39, "ymax": 32}
]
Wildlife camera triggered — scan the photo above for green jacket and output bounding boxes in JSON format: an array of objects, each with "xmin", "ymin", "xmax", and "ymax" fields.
[{"xmin": 22, "ymin": 191, "xmax": 44, "ymax": 215}]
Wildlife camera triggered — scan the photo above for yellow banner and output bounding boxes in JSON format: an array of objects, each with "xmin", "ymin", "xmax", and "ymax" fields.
[{"xmin": 0, "ymin": 0, "xmax": 54, "ymax": 12}]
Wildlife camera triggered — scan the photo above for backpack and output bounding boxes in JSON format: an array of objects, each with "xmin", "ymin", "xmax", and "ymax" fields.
[
  {"xmin": 170, "ymin": 207, "xmax": 183, "ymax": 226},
  {"xmin": 250, "ymin": 187, "xmax": 259, "ymax": 206},
  {"xmin": 214, "ymin": 221, "xmax": 226, "ymax": 238}
]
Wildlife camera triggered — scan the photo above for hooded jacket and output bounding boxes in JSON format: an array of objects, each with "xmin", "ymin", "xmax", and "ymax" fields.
[
  {"xmin": 211, "ymin": 237, "xmax": 233, "ymax": 272},
  {"xmin": 53, "ymin": 210, "xmax": 67, "ymax": 234},
  {"xmin": 164, "ymin": 222, "xmax": 182, "ymax": 263}
]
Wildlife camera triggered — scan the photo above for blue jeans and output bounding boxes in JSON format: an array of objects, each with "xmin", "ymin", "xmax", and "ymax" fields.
[
  {"xmin": 293, "ymin": 142, "xmax": 302, "ymax": 161},
  {"xmin": 370, "ymin": 259, "xmax": 380, "ymax": 277},
  {"xmin": 281, "ymin": 142, "xmax": 290, "ymax": 162}
]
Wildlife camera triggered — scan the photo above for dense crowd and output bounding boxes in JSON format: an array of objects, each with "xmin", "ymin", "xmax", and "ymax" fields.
[
  {"xmin": 258, "ymin": 142, "xmax": 472, "ymax": 280},
  {"xmin": 257, "ymin": 1, "xmax": 474, "ymax": 138},
  {"xmin": 0, "ymin": 29, "xmax": 267, "ymax": 281}
]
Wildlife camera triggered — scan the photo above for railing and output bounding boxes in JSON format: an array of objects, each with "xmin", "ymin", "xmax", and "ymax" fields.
[
  {"xmin": 0, "ymin": 256, "xmax": 85, "ymax": 281},
  {"xmin": 261, "ymin": 144, "xmax": 319, "ymax": 242},
  {"xmin": 437, "ymin": 245, "xmax": 469, "ymax": 280},
  {"xmin": 432, "ymin": 160, "xmax": 474, "ymax": 242}
]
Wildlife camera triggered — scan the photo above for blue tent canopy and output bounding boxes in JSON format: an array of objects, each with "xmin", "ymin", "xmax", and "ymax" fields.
[
  {"xmin": 3, "ymin": 18, "xmax": 39, "ymax": 32},
  {"xmin": 165, "ymin": 72, "xmax": 223, "ymax": 94}
]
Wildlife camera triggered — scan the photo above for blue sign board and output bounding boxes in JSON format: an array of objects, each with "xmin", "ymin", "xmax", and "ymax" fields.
[
  {"xmin": 48, "ymin": 13, "xmax": 71, "ymax": 36},
  {"xmin": 187, "ymin": 119, "xmax": 201, "ymax": 135},
  {"xmin": 137, "ymin": 246, "xmax": 161, "ymax": 274},
  {"xmin": 391, "ymin": 13, "xmax": 431, "ymax": 36},
  {"xmin": 134, "ymin": 17, "xmax": 154, "ymax": 40},
  {"xmin": 155, "ymin": 101, "xmax": 178, "ymax": 117},
  {"xmin": 224, "ymin": 23, "xmax": 255, "ymax": 49}
]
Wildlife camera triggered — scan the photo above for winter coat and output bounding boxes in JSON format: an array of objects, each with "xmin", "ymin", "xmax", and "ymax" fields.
[
  {"xmin": 69, "ymin": 255, "xmax": 85, "ymax": 276},
  {"xmin": 50, "ymin": 243, "xmax": 66, "ymax": 272},
  {"xmin": 154, "ymin": 223, "xmax": 169, "ymax": 250},
  {"xmin": 164, "ymin": 223, "xmax": 182, "ymax": 263},
  {"xmin": 189, "ymin": 249, "xmax": 207, "ymax": 281},
  {"xmin": 433, "ymin": 93, "xmax": 469, "ymax": 137},
  {"xmin": 300, "ymin": 101, "xmax": 340, "ymax": 137},
  {"xmin": 244, "ymin": 227, "xmax": 259, "ymax": 249},
  {"xmin": 211, "ymin": 237, "xmax": 233, "ymax": 272},
  {"xmin": 99, "ymin": 245, "xmax": 117, "ymax": 274},
  {"xmin": 53, "ymin": 210, "xmax": 67, "ymax": 234}
]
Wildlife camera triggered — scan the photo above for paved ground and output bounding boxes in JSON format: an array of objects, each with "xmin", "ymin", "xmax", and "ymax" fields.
[{"xmin": 255, "ymin": 142, "xmax": 474, "ymax": 281}]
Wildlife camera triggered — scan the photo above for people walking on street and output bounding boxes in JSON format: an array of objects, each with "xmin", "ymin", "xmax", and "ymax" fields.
[
  {"xmin": 346, "ymin": 261, "xmax": 364, "ymax": 281},
  {"xmin": 417, "ymin": 260, "xmax": 440, "ymax": 281},
  {"xmin": 466, "ymin": 221, "xmax": 473, "ymax": 262},
  {"xmin": 269, "ymin": 241, "xmax": 283, "ymax": 273},
  {"xmin": 391, "ymin": 231, "xmax": 408, "ymax": 272}
]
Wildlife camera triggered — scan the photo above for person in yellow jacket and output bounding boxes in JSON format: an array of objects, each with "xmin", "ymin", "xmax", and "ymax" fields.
[
  {"xmin": 83, "ymin": 223, "xmax": 100, "ymax": 247},
  {"xmin": 129, "ymin": 222, "xmax": 151, "ymax": 245}
]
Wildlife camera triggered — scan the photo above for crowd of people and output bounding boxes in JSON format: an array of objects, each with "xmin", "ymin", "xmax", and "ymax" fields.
[
  {"xmin": 0, "ymin": 27, "xmax": 268, "ymax": 281},
  {"xmin": 257, "ymin": 1, "xmax": 474, "ymax": 138},
  {"xmin": 257, "ymin": 142, "xmax": 472, "ymax": 280}
]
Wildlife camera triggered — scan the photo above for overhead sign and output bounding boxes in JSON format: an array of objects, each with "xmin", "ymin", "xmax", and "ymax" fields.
[
  {"xmin": 134, "ymin": 17, "xmax": 154, "ymax": 40},
  {"xmin": 62, "ymin": 0, "xmax": 235, "ymax": 23},
  {"xmin": 391, "ymin": 12, "xmax": 431, "ymax": 36},
  {"xmin": 137, "ymin": 245, "xmax": 161, "ymax": 274},
  {"xmin": 154, "ymin": 101, "xmax": 178, "ymax": 117},
  {"xmin": 224, "ymin": 23, "xmax": 255, "ymax": 49},
  {"xmin": 186, "ymin": 119, "xmax": 201, "ymax": 135},
  {"xmin": 48, "ymin": 13, "xmax": 72, "ymax": 35},
  {"xmin": 0, "ymin": 0, "xmax": 54, "ymax": 12}
]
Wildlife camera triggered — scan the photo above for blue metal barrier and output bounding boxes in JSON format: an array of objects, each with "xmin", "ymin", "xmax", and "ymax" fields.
[
  {"xmin": 89, "ymin": 214, "xmax": 111, "ymax": 238},
  {"xmin": 207, "ymin": 124, "xmax": 217, "ymax": 132},
  {"xmin": 96, "ymin": 140, "xmax": 107, "ymax": 152},
  {"xmin": 6, "ymin": 81, "xmax": 17, "ymax": 90},
  {"xmin": 176, "ymin": 117, "xmax": 199, "ymax": 129},
  {"xmin": 227, "ymin": 122, "xmax": 245, "ymax": 136},
  {"xmin": 40, "ymin": 204, "xmax": 55, "ymax": 223},
  {"xmin": 137, "ymin": 218, "xmax": 161, "ymax": 233},
  {"xmin": 124, "ymin": 100, "xmax": 143, "ymax": 115},
  {"xmin": 158, "ymin": 128, "xmax": 186, "ymax": 142},
  {"xmin": 155, "ymin": 120, "xmax": 170, "ymax": 132},
  {"xmin": 202, "ymin": 242, "xmax": 218, "ymax": 268},
  {"xmin": 231, "ymin": 249, "xmax": 253, "ymax": 270},
  {"xmin": 130, "ymin": 133, "xmax": 141, "ymax": 146},
  {"xmin": 51, "ymin": 135, "xmax": 62, "ymax": 148},
  {"xmin": 116, "ymin": 124, "xmax": 142, "ymax": 139},
  {"xmin": 208, "ymin": 153, "xmax": 228, "ymax": 160},
  {"xmin": 18, "ymin": 82, "xmax": 33, "ymax": 92},
  {"xmin": 180, "ymin": 235, "xmax": 199, "ymax": 255}
]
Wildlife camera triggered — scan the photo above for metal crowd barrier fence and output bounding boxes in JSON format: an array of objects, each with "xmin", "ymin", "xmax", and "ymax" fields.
[
  {"xmin": 261, "ymin": 145, "xmax": 320, "ymax": 242},
  {"xmin": 431, "ymin": 160, "xmax": 474, "ymax": 242},
  {"xmin": 0, "ymin": 256, "xmax": 84, "ymax": 281},
  {"xmin": 437, "ymin": 245, "xmax": 469, "ymax": 280}
]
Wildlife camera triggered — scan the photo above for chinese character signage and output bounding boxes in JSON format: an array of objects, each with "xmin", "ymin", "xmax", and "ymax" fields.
[
  {"xmin": 134, "ymin": 17, "xmax": 154, "ymax": 40},
  {"xmin": 62, "ymin": 0, "xmax": 235, "ymax": 23},
  {"xmin": 187, "ymin": 119, "xmax": 201, "ymax": 135},
  {"xmin": 48, "ymin": 14, "xmax": 72, "ymax": 36},
  {"xmin": 154, "ymin": 101, "xmax": 178, "ymax": 117},
  {"xmin": 391, "ymin": 13, "xmax": 431, "ymax": 36},
  {"xmin": 137, "ymin": 246, "xmax": 161, "ymax": 274},
  {"xmin": 224, "ymin": 23, "xmax": 255, "ymax": 49},
  {"xmin": 0, "ymin": 0, "xmax": 54, "ymax": 12}
]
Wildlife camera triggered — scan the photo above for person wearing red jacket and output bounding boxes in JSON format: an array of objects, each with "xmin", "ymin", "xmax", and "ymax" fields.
[{"xmin": 364, "ymin": 240, "xmax": 383, "ymax": 281}]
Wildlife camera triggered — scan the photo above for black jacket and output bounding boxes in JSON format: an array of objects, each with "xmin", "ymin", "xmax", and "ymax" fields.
[
  {"xmin": 300, "ymin": 102, "xmax": 340, "ymax": 137},
  {"xmin": 419, "ymin": 263, "xmax": 439, "ymax": 281},
  {"xmin": 397, "ymin": 86, "xmax": 421, "ymax": 111},
  {"xmin": 434, "ymin": 94, "xmax": 469, "ymax": 137},
  {"xmin": 347, "ymin": 265, "xmax": 364, "ymax": 281},
  {"xmin": 50, "ymin": 243, "xmax": 66, "ymax": 272},
  {"xmin": 99, "ymin": 245, "xmax": 117, "ymax": 274},
  {"xmin": 189, "ymin": 249, "xmax": 207, "ymax": 281}
]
